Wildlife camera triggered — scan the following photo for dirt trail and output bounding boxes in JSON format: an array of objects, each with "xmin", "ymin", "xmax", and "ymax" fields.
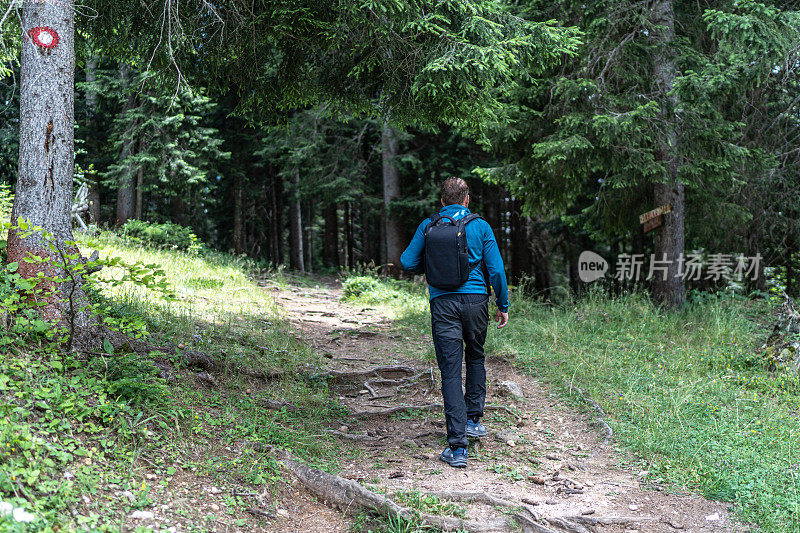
[{"xmin": 266, "ymin": 278, "xmax": 745, "ymax": 533}]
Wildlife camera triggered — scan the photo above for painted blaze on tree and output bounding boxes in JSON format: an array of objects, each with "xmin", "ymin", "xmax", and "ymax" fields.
[{"xmin": 6, "ymin": 0, "xmax": 93, "ymax": 330}]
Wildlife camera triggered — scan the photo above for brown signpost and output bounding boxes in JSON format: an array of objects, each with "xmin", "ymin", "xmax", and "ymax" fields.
[{"xmin": 640, "ymin": 204, "xmax": 672, "ymax": 233}]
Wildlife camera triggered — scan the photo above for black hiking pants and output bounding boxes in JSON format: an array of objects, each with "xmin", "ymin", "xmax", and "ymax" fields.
[{"xmin": 430, "ymin": 293, "xmax": 490, "ymax": 449}]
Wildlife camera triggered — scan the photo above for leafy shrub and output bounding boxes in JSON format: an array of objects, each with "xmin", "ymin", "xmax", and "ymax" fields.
[
  {"xmin": 120, "ymin": 220, "xmax": 203, "ymax": 254},
  {"xmin": 342, "ymin": 276, "xmax": 380, "ymax": 298},
  {"xmin": 0, "ymin": 183, "xmax": 12, "ymax": 264}
]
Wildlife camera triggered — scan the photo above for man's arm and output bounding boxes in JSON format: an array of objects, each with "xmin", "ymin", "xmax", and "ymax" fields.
[
  {"xmin": 481, "ymin": 222, "xmax": 509, "ymax": 315},
  {"xmin": 401, "ymin": 219, "xmax": 428, "ymax": 273}
]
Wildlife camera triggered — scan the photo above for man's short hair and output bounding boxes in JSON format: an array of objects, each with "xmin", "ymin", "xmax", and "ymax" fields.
[{"xmin": 441, "ymin": 177, "xmax": 469, "ymax": 205}]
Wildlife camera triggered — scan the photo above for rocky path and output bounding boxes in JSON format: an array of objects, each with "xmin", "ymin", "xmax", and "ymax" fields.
[{"xmin": 267, "ymin": 278, "xmax": 746, "ymax": 533}]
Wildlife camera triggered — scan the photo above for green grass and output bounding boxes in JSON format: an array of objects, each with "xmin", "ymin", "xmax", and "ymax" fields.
[
  {"xmin": 348, "ymin": 275, "xmax": 800, "ymax": 532},
  {"xmin": 0, "ymin": 232, "xmax": 354, "ymax": 531}
]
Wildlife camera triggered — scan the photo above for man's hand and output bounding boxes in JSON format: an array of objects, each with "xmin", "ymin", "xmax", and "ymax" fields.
[{"xmin": 495, "ymin": 310, "xmax": 509, "ymax": 329}]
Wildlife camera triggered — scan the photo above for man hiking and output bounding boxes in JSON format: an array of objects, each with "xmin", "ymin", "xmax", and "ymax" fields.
[{"xmin": 401, "ymin": 177, "xmax": 509, "ymax": 468}]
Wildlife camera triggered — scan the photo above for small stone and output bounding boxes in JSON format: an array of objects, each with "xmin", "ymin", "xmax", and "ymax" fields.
[
  {"xmin": 145, "ymin": 473, "xmax": 157, "ymax": 480},
  {"xmin": 359, "ymin": 389, "xmax": 370, "ymax": 395},
  {"xmin": 277, "ymin": 509, "xmax": 290, "ymax": 518},
  {"xmin": 130, "ymin": 510, "xmax": 154, "ymax": 520},
  {"xmin": 581, "ymin": 509, "xmax": 596, "ymax": 515},
  {"xmin": 705, "ymin": 512, "xmax": 720, "ymax": 521},
  {"xmin": 628, "ymin": 504, "xmax": 639, "ymax": 511},
  {"xmin": 246, "ymin": 388, "xmax": 251, "ymax": 395},
  {"xmin": 339, "ymin": 425, "xmax": 349, "ymax": 433},
  {"xmin": 498, "ymin": 380, "xmax": 525, "ymax": 400},
  {"xmin": 209, "ymin": 486, "xmax": 221, "ymax": 494},
  {"xmin": 545, "ymin": 499, "xmax": 558, "ymax": 505},
  {"xmin": 121, "ymin": 491, "xmax": 135, "ymax": 503},
  {"xmin": 178, "ymin": 344, "xmax": 185, "ymax": 350},
  {"xmin": 546, "ymin": 453, "xmax": 560, "ymax": 461},
  {"xmin": 210, "ymin": 504, "xmax": 220, "ymax": 512},
  {"xmin": 63, "ymin": 472, "xmax": 74, "ymax": 479},
  {"xmin": 507, "ymin": 440, "xmax": 516, "ymax": 447},
  {"xmin": 494, "ymin": 429, "xmax": 519, "ymax": 443},
  {"xmin": 531, "ymin": 475, "xmax": 546, "ymax": 485}
]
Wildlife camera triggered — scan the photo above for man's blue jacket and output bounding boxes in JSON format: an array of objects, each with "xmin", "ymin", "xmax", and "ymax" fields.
[{"xmin": 400, "ymin": 204, "xmax": 509, "ymax": 312}]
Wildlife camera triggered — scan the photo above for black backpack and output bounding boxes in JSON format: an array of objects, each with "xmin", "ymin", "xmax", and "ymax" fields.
[{"xmin": 423, "ymin": 213, "xmax": 489, "ymax": 291}]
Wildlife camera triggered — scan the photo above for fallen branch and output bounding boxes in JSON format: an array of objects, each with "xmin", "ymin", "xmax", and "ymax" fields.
[
  {"xmin": 261, "ymin": 399, "xmax": 298, "ymax": 412},
  {"xmin": 350, "ymin": 403, "xmax": 444, "ymax": 417},
  {"xmin": 315, "ymin": 365, "xmax": 420, "ymax": 382}
]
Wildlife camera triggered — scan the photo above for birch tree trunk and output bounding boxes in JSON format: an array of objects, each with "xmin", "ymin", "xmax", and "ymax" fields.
[
  {"xmin": 381, "ymin": 122, "xmax": 402, "ymax": 275},
  {"xmin": 651, "ymin": 0, "xmax": 686, "ymax": 308},
  {"xmin": 7, "ymin": 0, "xmax": 96, "ymax": 342}
]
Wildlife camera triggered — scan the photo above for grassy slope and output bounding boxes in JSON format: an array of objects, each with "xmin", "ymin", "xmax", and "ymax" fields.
[
  {"xmin": 1, "ymin": 233, "xmax": 349, "ymax": 532},
  {"xmin": 347, "ymin": 278, "xmax": 800, "ymax": 532}
]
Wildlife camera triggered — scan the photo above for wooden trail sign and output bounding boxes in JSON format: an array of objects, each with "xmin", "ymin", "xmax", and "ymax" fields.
[{"xmin": 640, "ymin": 204, "xmax": 672, "ymax": 233}]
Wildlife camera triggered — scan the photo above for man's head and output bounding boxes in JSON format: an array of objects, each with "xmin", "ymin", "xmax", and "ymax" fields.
[{"xmin": 441, "ymin": 177, "xmax": 470, "ymax": 207}]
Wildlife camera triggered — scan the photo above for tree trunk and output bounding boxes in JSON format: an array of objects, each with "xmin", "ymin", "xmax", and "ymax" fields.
[
  {"xmin": 289, "ymin": 171, "xmax": 305, "ymax": 272},
  {"xmin": 233, "ymin": 172, "xmax": 244, "ymax": 254},
  {"xmin": 115, "ymin": 65, "xmax": 136, "ymax": 226},
  {"xmin": 529, "ymin": 216, "xmax": 552, "ymax": 298},
  {"xmin": 7, "ymin": 0, "xmax": 97, "ymax": 341},
  {"xmin": 85, "ymin": 55, "xmax": 101, "ymax": 224},
  {"xmin": 271, "ymin": 170, "xmax": 283, "ymax": 264},
  {"xmin": 345, "ymin": 201, "xmax": 354, "ymax": 269},
  {"xmin": 650, "ymin": 0, "xmax": 686, "ymax": 308},
  {"xmin": 510, "ymin": 199, "xmax": 531, "ymax": 283},
  {"xmin": 303, "ymin": 201, "xmax": 313, "ymax": 272},
  {"xmin": 323, "ymin": 203, "xmax": 340, "ymax": 269},
  {"xmin": 382, "ymin": 122, "xmax": 403, "ymax": 275},
  {"xmin": 134, "ymin": 138, "xmax": 145, "ymax": 220}
]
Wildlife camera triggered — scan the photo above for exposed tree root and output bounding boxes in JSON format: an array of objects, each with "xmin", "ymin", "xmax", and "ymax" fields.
[
  {"xmin": 322, "ymin": 430, "xmax": 387, "ymax": 442},
  {"xmin": 257, "ymin": 444, "xmax": 511, "ymax": 531},
  {"xmin": 565, "ymin": 381, "xmax": 612, "ymax": 462},
  {"xmin": 244, "ymin": 442, "xmax": 632, "ymax": 533}
]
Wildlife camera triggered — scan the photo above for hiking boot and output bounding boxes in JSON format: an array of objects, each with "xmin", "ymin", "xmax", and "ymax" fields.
[
  {"xmin": 466, "ymin": 419, "xmax": 487, "ymax": 438},
  {"xmin": 440, "ymin": 447, "xmax": 468, "ymax": 468}
]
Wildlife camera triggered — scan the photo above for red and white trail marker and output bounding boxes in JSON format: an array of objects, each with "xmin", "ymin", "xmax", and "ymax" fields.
[{"xmin": 28, "ymin": 27, "xmax": 60, "ymax": 49}]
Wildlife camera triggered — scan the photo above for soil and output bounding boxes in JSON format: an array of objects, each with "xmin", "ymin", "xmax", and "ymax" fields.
[
  {"xmin": 119, "ymin": 277, "xmax": 749, "ymax": 532},
  {"xmin": 264, "ymin": 278, "xmax": 749, "ymax": 533}
]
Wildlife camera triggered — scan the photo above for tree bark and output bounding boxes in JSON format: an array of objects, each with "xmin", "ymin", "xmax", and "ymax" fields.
[
  {"xmin": 381, "ymin": 122, "xmax": 403, "ymax": 275},
  {"xmin": 289, "ymin": 170, "xmax": 305, "ymax": 272},
  {"xmin": 271, "ymin": 170, "xmax": 283, "ymax": 264},
  {"xmin": 529, "ymin": 216, "xmax": 552, "ymax": 298},
  {"xmin": 233, "ymin": 172, "xmax": 244, "ymax": 254},
  {"xmin": 650, "ymin": 0, "xmax": 686, "ymax": 308},
  {"xmin": 323, "ymin": 203, "xmax": 339, "ymax": 269},
  {"xmin": 7, "ymin": 0, "xmax": 97, "ymax": 340},
  {"xmin": 85, "ymin": 55, "xmax": 101, "ymax": 224},
  {"xmin": 303, "ymin": 201, "xmax": 313, "ymax": 272},
  {"xmin": 345, "ymin": 201, "xmax": 354, "ymax": 269},
  {"xmin": 115, "ymin": 65, "xmax": 136, "ymax": 226},
  {"xmin": 510, "ymin": 199, "xmax": 532, "ymax": 283},
  {"xmin": 134, "ymin": 138, "xmax": 145, "ymax": 220}
]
